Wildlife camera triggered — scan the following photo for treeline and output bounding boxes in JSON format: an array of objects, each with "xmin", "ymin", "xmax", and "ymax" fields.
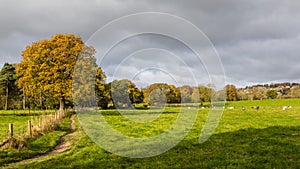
[
  {"xmin": 0, "ymin": 62, "xmax": 214, "ymax": 109},
  {"xmin": 0, "ymin": 61, "xmax": 217, "ymax": 110},
  {"xmin": 235, "ymin": 83, "xmax": 300, "ymax": 100},
  {"xmin": 0, "ymin": 33, "xmax": 299, "ymax": 110},
  {"xmin": 0, "ymin": 33, "xmax": 222, "ymax": 110}
]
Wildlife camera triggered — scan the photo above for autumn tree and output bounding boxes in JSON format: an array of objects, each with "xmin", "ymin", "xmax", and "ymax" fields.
[
  {"xmin": 168, "ymin": 84, "xmax": 181, "ymax": 103},
  {"xmin": 252, "ymin": 86, "xmax": 267, "ymax": 100},
  {"xmin": 266, "ymin": 90, "xmax": 278, "ymax": 99},
  {"xmin": 0, "ymin": 63, "xmax": 19, "ymax": 110},
  {"xmin": 225, "ymin": 84, "xmax": 237, "ymax": 101},
  {"xmin": 93, "ymin": 68, "xmax": 109, "ymax": 109},
  {"xmin": 290, "ymin": 85, "xmax": 300, "ymax": 98},
  {"xmin": 17, "ymin": 34, "xmax": 96, "ymax": 112},
  {"xmin": 237, "ymin": 88, "xmax": 248, "ymax": 100},
  {"xmin": 198, "ymin": 85, "xmax": 213, "ymax": 102},
  {"xmin": 72, "ymin": 53, "xmax": 107, "ymax": 108},
  {"xmin": 143, "ymin": 83, "xmax": 180, "ymax": 105}
]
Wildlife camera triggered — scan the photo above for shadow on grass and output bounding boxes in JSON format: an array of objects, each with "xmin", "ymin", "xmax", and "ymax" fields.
[{"xmin": 10, "ymin": 126, "xmax": 300, "ymax": 168}]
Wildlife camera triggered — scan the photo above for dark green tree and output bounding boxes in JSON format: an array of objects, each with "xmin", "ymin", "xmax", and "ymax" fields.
[
  {"xmin": 111, "ymin": 79, "xmax": 143, "ymax": 108},
  {"xmin": 0, "ymin": 63, "xmax": 18, "ymax": 110},
  {"xmin": 143, "ymin": 83, "xmax": 180, "ymax": 105}
]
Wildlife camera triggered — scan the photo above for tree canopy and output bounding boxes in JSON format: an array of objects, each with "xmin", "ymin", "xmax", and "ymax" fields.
[
  {"xmin": 17, "ymin": 34, "xmax": 97, "ymax": 111},
  {"xmin": 111, "ymin": 79, "xmax": 143, "ymax": 108},
  {"xmin": 0, "ymin": 63, "xmax": 18, "ymax": 110}
]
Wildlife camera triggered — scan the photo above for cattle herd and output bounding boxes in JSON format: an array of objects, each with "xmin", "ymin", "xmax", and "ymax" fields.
[{"xmin": 225, "ymin": 105, "xmax": 293, "ymax": 111}]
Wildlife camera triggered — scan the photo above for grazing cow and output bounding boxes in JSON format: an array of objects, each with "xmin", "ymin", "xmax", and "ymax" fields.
[
  {"xmin": 282, "ymin": 106, "xmax": 292, "ymax": 110},
  {"xmin": 251, "ymin": 106, "xmax": 259, "ymax": 110},
  {"xmin": 242, "ymin": 106, "xmax": 246, "ymax": 111},
  {"xmin": 228, "ymin": 106, "xmax": 234, "ymax": 110}
]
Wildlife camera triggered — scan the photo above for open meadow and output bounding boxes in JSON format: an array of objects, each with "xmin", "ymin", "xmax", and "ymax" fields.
[{"xmin": 1, "ymin": 99, "xmax": 300, "ymax": 168}]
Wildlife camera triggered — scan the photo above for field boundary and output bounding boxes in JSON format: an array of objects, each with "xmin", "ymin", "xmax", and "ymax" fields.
[{"xmin": 0, "ymin": 110, "xmax": 68, "ymax": 149}]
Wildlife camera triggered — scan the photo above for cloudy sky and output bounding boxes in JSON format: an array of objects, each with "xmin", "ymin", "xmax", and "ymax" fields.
[{"xmin": 1, "ymin": 0, "xmax": 300, "ymax": 88}]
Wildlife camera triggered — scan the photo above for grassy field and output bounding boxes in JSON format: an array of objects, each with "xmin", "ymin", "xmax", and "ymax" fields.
[
  {"xmin": 0, "ymin": 110, "xmax": 58, "ymax": 141},
  {"xmin": 2, "ymin": 99, "xmax": 300, "ymax": 168},
  {"xmin": 0, "ymin": 113, "xmax": 71, "ymax": 166},
  {"xmin": 0, "ymin": 116, "xmax": 33, "ymax": 141}
]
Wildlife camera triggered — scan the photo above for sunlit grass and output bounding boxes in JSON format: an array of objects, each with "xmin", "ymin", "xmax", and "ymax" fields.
[{"xmin": 2, "ymin": 99, "xmax": 300, "ymax": 168}]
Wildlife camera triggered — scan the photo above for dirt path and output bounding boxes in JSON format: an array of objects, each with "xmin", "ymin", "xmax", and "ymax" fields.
[
  {"xmin": 41, "ymin": 113, "xmax": 76, "ymax": 156},
  {"xmin": 6, "ymin": 114, "xmax": 76, "ymax": 167}
]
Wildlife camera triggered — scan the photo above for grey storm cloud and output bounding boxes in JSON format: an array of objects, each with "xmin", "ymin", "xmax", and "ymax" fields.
[{"xmin": 0, "ymin": 0, "xmax": 300, "ymax": 87}]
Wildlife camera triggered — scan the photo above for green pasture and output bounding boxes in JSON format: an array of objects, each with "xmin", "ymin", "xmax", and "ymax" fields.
[
  {"xmin": 1, "ymin": 99, "xmax": 300, "ymax": 168},
  {"xmin": 0, "ymin": 113, "xmax": 72, "ymax": 166}
]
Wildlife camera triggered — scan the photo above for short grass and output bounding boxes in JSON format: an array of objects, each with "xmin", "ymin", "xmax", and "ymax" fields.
[
  {"xmin": 0, "ymin": 110, "xmax": 60, "ymax": 141},
  {"xmin": 0, "ymin": 116, "xmax": 33, "ymax": 141},
  {"xmin": 3, "ymin": 99, "xmax": 300, "ymax": 168}
]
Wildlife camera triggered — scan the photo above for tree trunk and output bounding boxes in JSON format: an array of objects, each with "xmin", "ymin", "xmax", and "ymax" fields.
[
  {"xmin": 59, "ymin": 97, "xmax": 65, "ymax": 113},
  {"xmin": 5, "ymin": 86, "xmax": 8, "ymax": 110},
  {"xmin": 23, "ymin": 87, "xmax": 26, "ymax": 110},
  {"xmin": 23, "ymin": 93, "xmax": 26, "ymax": 110},
  {"xmin": 39, "ymin": 92, "xmax": 43, "ymax": 110}
]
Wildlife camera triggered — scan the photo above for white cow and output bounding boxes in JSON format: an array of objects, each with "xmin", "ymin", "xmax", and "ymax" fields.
[{"xmin": 282, "ymin": 106, "xmax": 292, "ymax": 110}]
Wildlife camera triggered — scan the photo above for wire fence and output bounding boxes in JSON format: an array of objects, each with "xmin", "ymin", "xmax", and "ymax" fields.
[{"xmin": 0, "ymin": 110, "xmax": 67, "ymax": 149}]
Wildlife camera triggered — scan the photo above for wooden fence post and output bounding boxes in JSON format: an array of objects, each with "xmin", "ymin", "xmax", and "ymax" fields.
[
  {"xmin": 28, "ymin": 120, "xmax": 32, "ymax": 137},
  {"xmin": 9, "ymin": 123, "xmax": 13, "ymax": 138}
]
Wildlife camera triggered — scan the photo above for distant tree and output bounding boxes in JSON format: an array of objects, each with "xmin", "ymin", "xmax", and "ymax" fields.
[
  {"xmin": 290, "ymin": 85, "xmax": 300, "ymax": 98},
  {"xmin": 73, "ymin": 59, "xmax": 106, "ymax": 108},
  {"xmin": 0, "ymin": 63, "xmax": 18, "ymax": 110},
  {"xmin": 252, "ymin": 86, "xmax": 267, "ymax": 100},
  {"xmin": 17, "ymin": 34, "xmax": 96, "ymax": 111},
  {"xmin": 179, "ymin": 85, "xmax": 193, "ymax": 103},
  {"xmin": 96, "ymin": 83, "xmax": 111, "ymax": 109},
  {"xmin": 93, "ymin": 68, "xmax": 109, "ymax": 109},
  {"xmin": 225, "ymin": 84, "xmax": 237, "ymax": 101},
  {"xmin": 168, "ymin": 84, "xmax": 181, "ymax": 103},
  {"xmin": 266, "ymin": 90, "xmax": 278, "ymax": 99},
  {"xmin": 149, "ymin": 87, "xmax": 167, "ymax": 106},
  {"xmin": 190, "ymin": 87, "xmax": 200, "ymax": 103},
  {"xmin": 143, "ymin": 83, "xmax": 180, "ymax": 105},
  {"xmin": 237, "ymin": 88, "xmax": 248, "ymax": 100},
  {"xmin": 111, "ymin": 79, "xmax": 143, "ymax": 108},
  {"xmin": 198, "ymin": 85, "xmax": 213, "ymax": 102}
]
